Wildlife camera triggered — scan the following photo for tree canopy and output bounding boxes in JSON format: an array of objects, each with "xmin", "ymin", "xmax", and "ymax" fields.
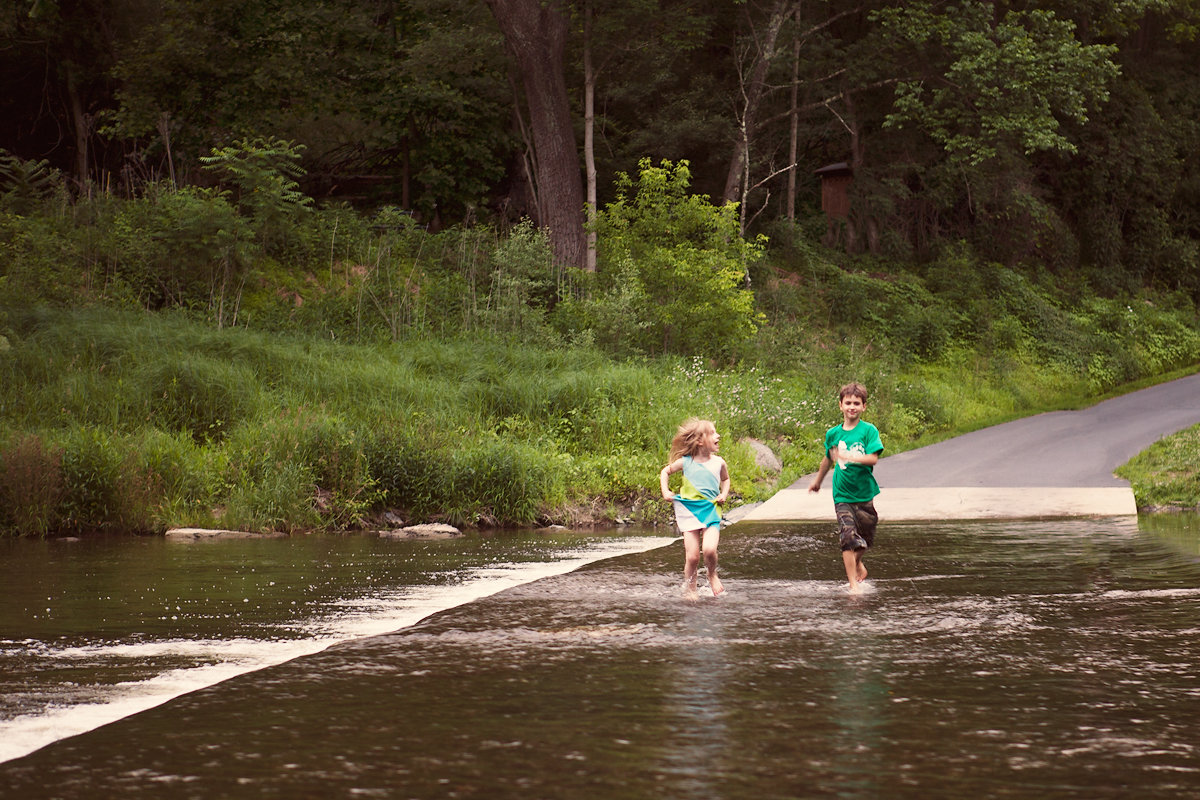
[{"xmin": 2, "ymin": 0, "xmax": 1199, "ymax": 293}]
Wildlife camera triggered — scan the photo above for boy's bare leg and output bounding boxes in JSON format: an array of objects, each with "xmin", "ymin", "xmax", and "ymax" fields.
[
  {"xmin": 702, "ymin": 526, "xmax": 724, "ymax": 596},
  {"xmin": 682, "ymin": 530, "xmax": 701, "ymax": 601},
  {"xmin": 843, "ymin": 549, "xmax": 863, "ymax": 593}
]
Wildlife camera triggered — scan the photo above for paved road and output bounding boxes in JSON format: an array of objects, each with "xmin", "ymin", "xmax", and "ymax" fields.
[
  {"xmin": 742, "ymin": 370, "xmax": 1200, "ymax": 522},
  {"xmin": 875, "ymin": 370, "xmax": 1200, "ymax": 488}
]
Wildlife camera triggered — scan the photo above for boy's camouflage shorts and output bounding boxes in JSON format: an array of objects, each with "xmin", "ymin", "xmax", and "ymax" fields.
[{"xmin": 834, "ymin": 501, "xmax": 878, "ymax": 552}]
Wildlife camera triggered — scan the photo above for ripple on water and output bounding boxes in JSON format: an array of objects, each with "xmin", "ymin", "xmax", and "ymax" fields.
[
  {"xmin": 0, "ymin": 532, "xmax": 676, "ymax": 764},
  {"xmin": 3, "ymin": 518, "xmax": 1200, "ymax": 797}
]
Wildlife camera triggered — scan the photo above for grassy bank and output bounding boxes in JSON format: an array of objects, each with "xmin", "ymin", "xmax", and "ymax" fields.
[
  {"xmin": 2, "ymin": 305, "xmax": 1195, "ymax": 536},
  {"xmin": 1116, "ymin": 423, "xmax": 1200, "ymax": 511},
  {"xmin": 3, "ymin": 156, "xmax": 1200, "ymax": 535}
]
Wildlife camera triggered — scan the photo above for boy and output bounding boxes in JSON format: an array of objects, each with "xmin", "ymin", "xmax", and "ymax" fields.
[{"xmin": 807, "ymin": 382, "xmax": 883, "ymax": 593}]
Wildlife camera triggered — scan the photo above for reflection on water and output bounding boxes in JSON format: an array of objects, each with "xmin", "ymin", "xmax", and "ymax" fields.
[
  {"xmin": 0, "ymin": 529, "xmax": 674, "ymax": 763},
  {"xmin": 660, "ymin": 603, "xmax": 733, "ymax": 799},
  {"xmin": 1, "ymin": 515, "xmax": 1199, "ymax": 798}
]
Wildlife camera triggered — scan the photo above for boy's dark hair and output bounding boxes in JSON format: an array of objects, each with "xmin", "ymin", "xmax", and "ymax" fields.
[{"xmin": 838, "ymin": 382, "xmax": 868, "ymax": 402}]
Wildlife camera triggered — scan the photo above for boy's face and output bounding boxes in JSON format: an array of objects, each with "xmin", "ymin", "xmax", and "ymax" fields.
[{"xmin": 839, "ymin": 394, "xmax": 865, "ymax": 424}]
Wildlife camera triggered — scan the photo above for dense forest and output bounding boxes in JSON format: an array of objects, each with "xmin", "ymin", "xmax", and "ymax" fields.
[
  {"xmin": 2, "ymin": 0, "xmax": 1200, "ymax": 535},
  {"xmin": 4, "ymin": 0, "xmax": 1200, "ymax": 289}
]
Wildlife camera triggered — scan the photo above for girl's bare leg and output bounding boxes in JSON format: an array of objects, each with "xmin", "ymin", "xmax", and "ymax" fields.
[
  {"xmin": 682, "ymin": 530, "xmax": 702, "ymax": 601},
  {"xmin": 702, "ymin": 526, "xmax": 724, "ymax": 596}
]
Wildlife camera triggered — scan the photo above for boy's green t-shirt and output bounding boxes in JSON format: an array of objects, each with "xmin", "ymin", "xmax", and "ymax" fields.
[{"xmin": 823, "ymin": 420, "xmax": 884, "ymax": 504}]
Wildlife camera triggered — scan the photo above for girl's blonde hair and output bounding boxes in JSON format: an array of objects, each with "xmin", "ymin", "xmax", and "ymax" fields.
[{"xmin": 669, "ymin": 417, "xmax": 715, "ymax": 462}]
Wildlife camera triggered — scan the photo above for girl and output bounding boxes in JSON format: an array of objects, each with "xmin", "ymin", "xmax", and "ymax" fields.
[{"xmin": 660, "ymin": 418, "xmax": 730, "ymax": 600}]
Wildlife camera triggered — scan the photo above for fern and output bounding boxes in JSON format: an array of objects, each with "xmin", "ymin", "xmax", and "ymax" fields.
[
  {"xmin": 199, "ymin": 136, "xmax": 313, "ymax": 222},
  {"xmin": 0, "ymin": 149, "xmax": 61, "ymax": 213}
]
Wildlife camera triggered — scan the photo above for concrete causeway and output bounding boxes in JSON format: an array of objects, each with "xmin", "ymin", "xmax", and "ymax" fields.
[{"xmin": 743, "ymin": 371, "xmax": 1200, "ymax": 522}]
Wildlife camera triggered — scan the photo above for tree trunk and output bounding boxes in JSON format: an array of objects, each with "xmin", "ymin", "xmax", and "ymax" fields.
[
  {"xmin": 722, "ymin": 0, "xmax": 792, "ymax": 206},
  {"xmin": 157, "ymin": 112, "xmax": 176, "ymax": 188},
  {"xmin": 583, "ymin": 0, "xmax": 597, "ymax": 273},
  {"xmin": 846, "ymin": 91, "xmax": 870, "ymax": 253},
  {"xmin": 64, "ymin": 62, "xmax": 91, "ymax": 194},
  {"xmin": 787, "ymin": 23, "xmax": 800, "ymax": 222},
  {"xmin": 401, "ymin": 120, "xmax": 413, "ymax": 211},
  {"xmin": 486, "ymin": 0, "xmax": 586, "ymax": 270}
]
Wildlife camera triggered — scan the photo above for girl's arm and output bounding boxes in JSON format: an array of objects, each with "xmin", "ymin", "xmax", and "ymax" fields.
[
  {"xmin": 717, "ymin": 461, "xmax": 731, "ymax": 504},
  {"xmin": 660, "ymin": 459, "xmax": 682, "ymax": 500}
]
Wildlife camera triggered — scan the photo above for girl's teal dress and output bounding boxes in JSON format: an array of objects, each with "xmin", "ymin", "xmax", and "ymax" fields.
[{"xmin": 672, "ymin": 455, "xmax": 725, "ymax": 531}]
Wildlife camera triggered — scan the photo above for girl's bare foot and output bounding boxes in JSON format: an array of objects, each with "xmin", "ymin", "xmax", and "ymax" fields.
[
  {"xmin": 857, "ymin": 564, "xmax": 868, "ymax": 583},
  {"xmin": 682, "ymin": 581, "xmax": 699, "ymax": 602},
  {"xmin": 710, "ymin": 575, "xmax": 725, "ymax": 597}
]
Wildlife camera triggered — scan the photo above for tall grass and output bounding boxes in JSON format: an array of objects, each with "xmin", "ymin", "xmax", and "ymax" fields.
[
  {"xmin": 1, "ymin": 301, "xmax": 1196, "ymax": 536},
  {"xmin": 0, "ymin": 309, "xmax": 709, "ymax": 533},
  {"xmin": 2, "ymin": 172, "xmax": 1199, "ymax": 534}
]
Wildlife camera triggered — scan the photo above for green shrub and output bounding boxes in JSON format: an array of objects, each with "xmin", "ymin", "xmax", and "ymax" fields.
[
  {"xmin": 106, "ymin": 185, "xmax": 250, "ymax": 312},
  {"xmin": 448, "ymin": 438, "xmax": 563, "ymax": 525},
  {"xmin": 984, "ymin": 313, "xmax": 1028, "ymax": 354},
  {"xmin": 55, "ymin": 427, "xmax": 160, "ymax": 534},
  {"xmin": 0, "ymin": 150, "xmax": 61, "ymax": 214},
  {"xmin": 364, "ymin": 425, "xmax": 564, "ymax": 527},
  {"xmin": 138, "ymin": 355, "xmax": 261, "ymax": 442},
  {"xmin": 223, "ymin": 458, "xmax": 319, "ymax": 534},
  {"xmin": 221, "ymin": 407, "xmax": 377, "ymax": 531},
  {"xmin": 480, "ymin": 220, "xmax": 556, "ymax": 337},
  {"xmin": 199, "ymin": 136, "xmax": 312, "ymax": 255},
  {"xmin": 57, "ymin": 427, "xmax": 122, "ymax": 531},
  {"xmin": 130, "ymin": 427, "xmax": 224, "ymax": 525},
  {"xmin": 0, "ymin": 209, "xmax": 89, "ymax": 304},
  {"xmin": 560, "ymin": 159, "xmax": 764, "ymax": 358},
  {"xmin": 551, "ymin": 260, "xmax": 652, "ymax": 355},
  {"xmin": 0, "ymin": 432, "xmax": 64, "ymax": 536},
  {"xmin": 363, "ymin": 421, "xmax": 450, "ymax": 519},
  {"xmin": 887, "ymin": 300, "xmax": 953, "ymax": 361}
]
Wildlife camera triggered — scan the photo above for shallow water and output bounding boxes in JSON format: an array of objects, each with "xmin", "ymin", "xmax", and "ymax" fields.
[
  {"xmin": 0, "ymin": 529, "xmax": 674, "ymax": 764},
  {"xmin": 2, "ymin": 515, "xmax": 1200, "ymax": 798}
]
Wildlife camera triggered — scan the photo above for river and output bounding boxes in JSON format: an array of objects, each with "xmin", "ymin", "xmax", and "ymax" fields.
[
  {"xmin": 0, "ymin": 528, "xmax": 674, "ymax": 765},
  {"xmin": 2, "ymin": 515, "xmax": 1199, "ymax": 798}
]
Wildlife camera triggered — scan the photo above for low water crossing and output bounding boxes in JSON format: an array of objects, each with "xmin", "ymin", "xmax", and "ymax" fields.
[{"xmin": 2, "ymin": 514, "xmax": 1199, "ymax": 797}]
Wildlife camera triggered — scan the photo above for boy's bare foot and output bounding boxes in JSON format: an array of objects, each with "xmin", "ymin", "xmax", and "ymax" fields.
[
  {"xmin": 710, "ymin": 576, "xmax": 725, "ymax": 597},
  {"xmin": 682, "ymin": 582, "xmax": 700, "ymax": 602}
]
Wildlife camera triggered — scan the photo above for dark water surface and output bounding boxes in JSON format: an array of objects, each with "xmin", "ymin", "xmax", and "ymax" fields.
[
  {"xmin": 0, "ymin": 529, "xmax": 673, "ymax": 764},
  {"xmin": 3, "ymin": 516, "xmax": 1200, "ymax": 798}
]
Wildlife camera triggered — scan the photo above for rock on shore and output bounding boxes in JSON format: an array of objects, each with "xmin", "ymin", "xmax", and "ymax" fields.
[
  {"xmin": 164, "ymin": 528, "xmax": 288, "ymax": 540},
  {"xmin": 378, "ymin": 523, "xmax": 463, "ymax": 539}
]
